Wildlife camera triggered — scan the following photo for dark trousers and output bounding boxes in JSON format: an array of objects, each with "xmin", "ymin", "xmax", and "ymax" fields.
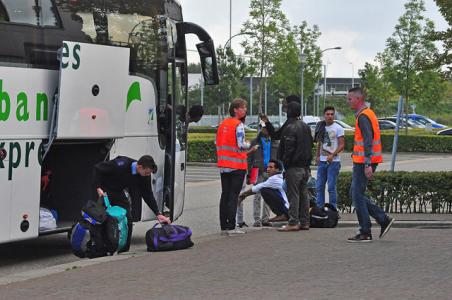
[
  {"xmin": 102, "ymin": 189, "xmax": 133, "ymax": 252},
  {"xmin": 260, "ymin": 188, "xmax": 288, "ymax": 216},
  {"xmin": 350, "ymin": 163, "xmax": 387, "ymax": 234},
  {"xmin": 285, "ymin": 167, "xmax": 310, "ymax": 226},
  {"xmin": 220, "ymin": 170, "xmax": 246, "ymax": 230}
]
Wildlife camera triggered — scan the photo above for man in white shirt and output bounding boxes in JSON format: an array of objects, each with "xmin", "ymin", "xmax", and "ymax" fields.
[
  {"xmin": 238, "ymin": 159, "xmax": 288, "ymax": 221},
  {"xmin": 315, "ymin": 106, "xmax": 345, "ymax": 209}
]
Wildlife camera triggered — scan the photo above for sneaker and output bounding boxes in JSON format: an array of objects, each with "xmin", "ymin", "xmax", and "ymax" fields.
[
  {"xmin": 268, "ymin": 215, "xmax": 289, "ymax": 222},
  {"xmin": 347, "ymin": 233, "xmax": 372, "ymax": 243},
  {"xmin": 261, "ymin": 221, "xmax": 272, "ymax": 227},
  {"xmin": 227, "ymin": 228, "xmax": 246, "ymax": 235},
  {"xmin": 253, "ymin": 220, "xmax": 262, "ymax": 227},
  {"xmin": 380, "ymin": 217, "xmax": 395, "ymax": 239},
  {"xmin": 237, "ymin": 222, "xmax": 249, "ymax": 228},
  {"xmin": 220, "ymin": 230, "xmax": 229, "ymax": 236}
]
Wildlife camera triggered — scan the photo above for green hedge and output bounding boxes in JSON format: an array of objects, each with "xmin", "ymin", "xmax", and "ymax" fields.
[
  {"xmin": 337, "ymin": 171, "xmax": 452, "ymax": 213},
  {"xmin": 188, "ymin": 132, "xmax": 452, "ymax": 162},
  {"xmin": 343, "ymin": 134, "xmax": 452, "ymax": 153}
]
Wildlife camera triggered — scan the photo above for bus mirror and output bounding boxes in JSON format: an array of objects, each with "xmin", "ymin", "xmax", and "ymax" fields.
[{"xmin": 196, "ymin": 40, "xmax": 219, "ymax": 85}]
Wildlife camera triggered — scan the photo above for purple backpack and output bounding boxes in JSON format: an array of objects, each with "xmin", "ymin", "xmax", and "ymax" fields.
[{"xmin": 146, "ymin": 223, "xmax": 194, "ymax": 252}]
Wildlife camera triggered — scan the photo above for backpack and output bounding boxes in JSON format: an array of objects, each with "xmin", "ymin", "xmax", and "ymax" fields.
[
  {"xmin": 309, "ymin": 203, "xmax": 340, "ymax": 228},
  {"xmin": 71, "ymin": 197, "xmax": 108, "ymax": 258},
  {"xmin": 103, "ymin": 195, "xmax": 128, "ymax": 253},
  {"xmin": 146, "ymin": 223, "xmax": 194, "ymax": 252}
]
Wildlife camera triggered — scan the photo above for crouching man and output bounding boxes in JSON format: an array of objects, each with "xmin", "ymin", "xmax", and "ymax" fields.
[{"xmin": 238, "ymin": 159, "xmax": 288, "ymax": 222}]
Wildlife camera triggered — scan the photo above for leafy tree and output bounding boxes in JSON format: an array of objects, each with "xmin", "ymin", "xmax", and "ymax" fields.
[
  {"xmin": 269, "ymin": 21, "xmax": 322, "ymax": 107},
  {"xmin": 431, "ymin": 0, "xmax": 452, "ymax": 78},
  {"xmin": 359, "ymin": 62, "xmax": 398, "ymax": 116},
  {"xmin": 187, "ymin": 63, "xmax": 201, "ymax": 73},
  {"xmin": 379, "ymin": 0, "xmax": 439, "ymax": 122},
  {"xmin": 241, "ymin": 0, "xmax": 289, "ymax": 113},
  {"xmin": 188, "ymin": 47, "xmax": 250, "ymax": 115}
]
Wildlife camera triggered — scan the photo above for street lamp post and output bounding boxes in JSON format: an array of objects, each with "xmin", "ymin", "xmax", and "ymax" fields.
[
  {"xmin": 350, "ymin": 62, "xmax": 354, "ymax": 88},
  {"xmin": 320, "ymin": 46, "xmax": 341, "ymax": 110},
  {"xmin": 299, "ymin": 51, "xmax": 307, "ymax": 117}
]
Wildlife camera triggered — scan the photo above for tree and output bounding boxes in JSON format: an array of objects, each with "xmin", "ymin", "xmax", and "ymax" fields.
[
  {"xmin": 188, "ymin": 47, "xmax": 250, "ymax": 115},
  {"xmin": 359, "ymin": 62, "xmax": 398, "ymax": 116},
  {"xmin": 269, "ymin": 22, "xmax": 322, "ymax": 103},
  {"xmin": 379, "ymin": 0, "xmax": 439, "ymax": 123},
  {"xmin": 187, "ymin": 63, "xmax": 201, "ymax": 73},
  {"xmin": 241, "ymin": 0, "xmax": 289, "ymax": 113},
  {"xmin": 431, "ymin": 0, "xmax": 452, "ymax": 78}
]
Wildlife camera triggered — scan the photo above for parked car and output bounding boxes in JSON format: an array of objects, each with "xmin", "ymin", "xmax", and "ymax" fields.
[
  {"xmin": 378, "ymin": 119, "xmax": 398, "ymax": 130},
  {"xmin": 394, "ymin": 114, "xmax": 446, "ymax": 129},
  {"xmin": 437, "ymin": 128, "xmax": 452, "ymax": 135},
  {"xmin": 380, "ymin": 117, "xmax": 423, "ymax": 128},
  {"xmin": 334, "ymin": 120, "xmax": 355, "ymax": 131}
]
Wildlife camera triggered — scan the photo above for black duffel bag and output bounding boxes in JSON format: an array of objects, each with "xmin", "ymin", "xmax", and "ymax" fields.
[
  {"xmin": 309, "ymin": 203, "xmax": 340, "ymax": 228},
  {"xmin": 146, "ymin": 223, "xmax": 194, "ymax": 252}
]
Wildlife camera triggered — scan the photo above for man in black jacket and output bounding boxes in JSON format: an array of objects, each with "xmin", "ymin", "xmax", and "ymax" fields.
[
  {"xmin": 277, "ymin": 102, "xmax": 313, "ymax": 232},
  {"xmin": 93, "ymin": 155, "xmax": 171, "ymax": 251}
]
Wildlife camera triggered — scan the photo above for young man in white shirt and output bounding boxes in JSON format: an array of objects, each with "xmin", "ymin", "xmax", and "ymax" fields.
[
  {"xmin": 315, "ymin": 106, "xmax": 345, "ymax": 209},
  {"xmin": 238, "ymin": 159, "xmax": 289, "ymax": 221}
]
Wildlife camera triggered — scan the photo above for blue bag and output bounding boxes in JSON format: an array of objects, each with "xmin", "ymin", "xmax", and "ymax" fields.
[{"xmin": 103, "ymin": 195, "xmax": 128, "ymax": 253}]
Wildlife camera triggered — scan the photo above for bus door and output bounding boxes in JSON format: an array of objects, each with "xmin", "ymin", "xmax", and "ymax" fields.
[
  {"xmin": 166, "ymin": 61, "xmax": 187, "ymax": 221},
  {"xmin": 54, "ymin": 41, "xmax": 130, "ymax": 139}
]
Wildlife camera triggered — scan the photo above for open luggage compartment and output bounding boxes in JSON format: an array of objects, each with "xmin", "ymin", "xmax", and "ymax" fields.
[{"xmin": 39, "ymin": 141, "xmax": 111, "ymax": 235}]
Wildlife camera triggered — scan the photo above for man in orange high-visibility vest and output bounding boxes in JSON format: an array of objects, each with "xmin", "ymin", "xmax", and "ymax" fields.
[
  {"xmin": 346, "ymin": 87, "xmax": 395, "ymax": 243},
  {"xmin": 216, "ymin": 98, "xmax": 257, "ymax": 236}
]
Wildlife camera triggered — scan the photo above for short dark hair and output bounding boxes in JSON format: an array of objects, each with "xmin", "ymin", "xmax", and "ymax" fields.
[
  {"xmin": 137, "ymin": 155, "xmax": 156, "ymax": 170},
  {"xmin": 188, "ymin": 105, "xmax": 204, "ymax": 122},
  {"xmin": 229, "ymin": 98, "xmax": 247, "ymax": 117},
  {"xmin": 268, "ymin": 159, "xmax": 283, "ymax": 171},
  {"xmin": 285, "ymin": 95, "xmax": 301, "ymax": 104},
  {"xmin": 348, "ymin": 87, "xmax": 365, "ymax": 96},
  {"xmin": 324, "ymin": 106, "xmax": 335, "ymax": 113},
  {"xmin": 287, "ymin": 102, "xmax": 301, "ymax": 118}
]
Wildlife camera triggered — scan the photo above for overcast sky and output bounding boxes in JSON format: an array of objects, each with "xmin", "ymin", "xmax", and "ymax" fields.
[{"xmin": 179, "ymin": 0, "xmax": 447, "ymax": 78}]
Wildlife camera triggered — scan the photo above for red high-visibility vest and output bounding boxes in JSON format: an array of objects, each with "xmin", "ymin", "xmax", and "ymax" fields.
[
  {"xmin": 352, "ymin": 108, "xmax": 383, "ymax": 164},
  {"xmin": 216, "ymin": 118, "xmax": 247, "ymax": 170}
]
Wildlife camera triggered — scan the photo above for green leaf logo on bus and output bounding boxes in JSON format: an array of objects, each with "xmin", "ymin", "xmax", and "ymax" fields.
[{"xmin": 126, "ymin": 81, "xmax": 141, "ymax": 111}]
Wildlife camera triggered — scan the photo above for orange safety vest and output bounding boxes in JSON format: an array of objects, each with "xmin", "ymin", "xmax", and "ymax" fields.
[
  {"xmin": 216, "ymin": 118, "xmax": 247, "ymax": 170},
  {"xmin": 352, "ymin": 108, "xmax": 383, "ymax": 164}
]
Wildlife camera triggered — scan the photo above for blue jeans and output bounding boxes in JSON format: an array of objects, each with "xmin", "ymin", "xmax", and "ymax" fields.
[
  {"xmin": 350, "ymin": 163, "xmax": 387, "ymax": 235},
  {"xmin": 316, "ymin": 161, "xmax": 341, "ymax": 208}
]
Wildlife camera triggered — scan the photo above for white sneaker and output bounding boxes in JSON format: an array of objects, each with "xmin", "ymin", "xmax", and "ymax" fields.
[
  {"xmin": 220, "ymin": 230, "xmax": 229, "ymax": 236},
  {"xmin": 227, "ymin": 228, "xmax": 246, "ymax": 235}
]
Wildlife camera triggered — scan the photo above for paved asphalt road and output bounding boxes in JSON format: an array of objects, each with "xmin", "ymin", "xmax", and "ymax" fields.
[
  {"xmin": 2, "ymin": 227, "xmax": 452, "ymax": 299},
  {"xmin": 0, "ymin": 152, "xmax": 451, "ymax": 288}
]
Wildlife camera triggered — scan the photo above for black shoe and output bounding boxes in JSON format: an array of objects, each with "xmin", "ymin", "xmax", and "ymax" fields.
[
  {"xmin": 380, "ymin": 217, "xmax": 395, "ymax": 239},
  {"xmin": 237, "ymin": 222, "xmax": 249, "ymax": 228},
  {"xmin": 347, "ymin": 233, "xmax": 372, "ymax": 243}
]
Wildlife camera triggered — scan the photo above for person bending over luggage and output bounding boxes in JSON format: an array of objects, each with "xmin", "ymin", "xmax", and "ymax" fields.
[
  {"xmin": 238, "ymin": 159, "xmax": 289, "ymax": 222},
  {"xmin": 93, "ymin": 155, "xmax": 171, "ymax": 252}
]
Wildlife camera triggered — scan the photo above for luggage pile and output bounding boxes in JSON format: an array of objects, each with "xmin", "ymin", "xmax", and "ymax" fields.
[{"xmin": 70, "ymin": 195, "xmax": 128, "ymax": 258}]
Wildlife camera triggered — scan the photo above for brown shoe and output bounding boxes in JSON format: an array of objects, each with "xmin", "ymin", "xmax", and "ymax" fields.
[
  {"xmin": 268, "ymin": 215, "xmax": 289, "ymax": 222},
  {"xmin": 278, "ymin": 224, "xmax": 300, "ymax": 232},
  {"xmin": 300, "ymin": 224, "xmax": 310, "ymax": 230}
]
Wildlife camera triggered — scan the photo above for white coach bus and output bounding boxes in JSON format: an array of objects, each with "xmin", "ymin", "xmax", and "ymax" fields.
[{"xmin": 0, "ymin": 0, "xmax": 218, "ymax": 244}]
